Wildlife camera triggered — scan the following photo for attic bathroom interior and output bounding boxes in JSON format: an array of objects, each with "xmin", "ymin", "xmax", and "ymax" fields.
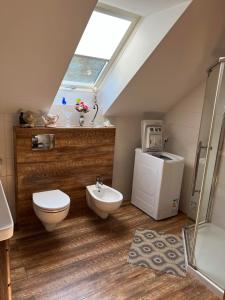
[{"xmin": 1, "ymin": 0, "xmax": 225, "ymax": 299}]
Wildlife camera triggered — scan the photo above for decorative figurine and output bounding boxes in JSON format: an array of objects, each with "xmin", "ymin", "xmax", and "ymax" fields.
[
  {"xmin": 90, "ymin": 87, "xmax": 99, "ymax": 126},
  {"xmin": 19, "ymin": 111, "xmax": 26, "ymax": 126},
  {"xmin": 42, "ymin": 114, "xmax": 59, "ymax": 127},
  {"xmin": 91, "ymin": 99, "xmax": 99, "ymax": 125},
  {"xmin": 18, "ymin": 110, "xmax": 35, "ymax": 127},
  {"xmin": 62, "ymin": 97, "xmax": 67, "ymax": 105},
  {"xmin": 24, "ymin": 111, "xmax": 35, "ymax": 127}
]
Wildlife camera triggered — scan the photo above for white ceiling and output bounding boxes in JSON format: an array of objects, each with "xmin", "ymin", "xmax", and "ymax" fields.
[
  {"xmin": 99, "ymin": 0, "xmax": 190, "ymax": 16},
  {"xmin": 1, "ymin": 0, "xmax": 224, "ymax": 118},
  {"xmin": 106, "ymin": 0, "xmax": 225, "ymax": 116},
  {"xmin": 0, "ymin": 0, "xmax": 97, "ymax": 113}
]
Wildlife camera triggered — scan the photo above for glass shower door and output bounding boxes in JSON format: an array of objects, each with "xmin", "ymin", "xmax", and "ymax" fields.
[
  {"xmin": 189, "ymin": 63, "xmax": 221, "ymax": 222},
  {"xmin": 192, "ymin": 59, "xmax": 225, "ymax": 290},
  {"xmin": 185, "ymin": 62, "xmax": 221, "ymax": 268}
]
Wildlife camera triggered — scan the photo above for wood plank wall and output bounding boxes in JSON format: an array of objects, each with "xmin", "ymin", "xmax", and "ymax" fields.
[
  {"xmin": 0, "ymin": 240, "xmax": 12, "ymax": 300},
  {"xmin": 14, "ymin": 127, "xmax": 116, "ymax": 225}
]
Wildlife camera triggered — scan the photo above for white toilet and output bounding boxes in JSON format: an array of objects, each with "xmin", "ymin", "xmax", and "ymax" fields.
[
  {"xmin": 32, "ymin": 190, "xmax": 70, "ymax": 232},
  {"xmin": 86, "ymin": 184, "xmax": 123, "ymax": 219}
]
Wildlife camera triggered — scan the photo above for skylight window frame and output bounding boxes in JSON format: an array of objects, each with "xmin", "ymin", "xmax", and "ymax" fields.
[
  {"xmin": 61, "ymin": 4, "xmax": 139, "ymax": 90},
  {"xmin": 61, "ymin": 54, "xmax": 109, "ymax": 89}
]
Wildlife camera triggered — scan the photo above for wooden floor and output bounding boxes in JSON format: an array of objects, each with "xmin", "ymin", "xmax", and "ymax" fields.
[{"xmin": 10, "ymin": 203, "xmax": 219, "ymax": 300}]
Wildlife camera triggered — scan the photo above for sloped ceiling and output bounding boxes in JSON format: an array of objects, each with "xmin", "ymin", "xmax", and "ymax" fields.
[
  {"xmin": 106, "ymin": 0, "xmax": 225, "ymax": 116},
  {"xmin": 100, "ymin": 0, "xmax": 189, "ymax": 16},
  {"xmin": 0, "ymin": 0, "xmax": 97, "ymax": 113}
]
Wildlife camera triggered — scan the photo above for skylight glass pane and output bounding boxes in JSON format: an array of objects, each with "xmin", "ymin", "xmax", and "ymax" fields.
[
  {"xmin": 62, "ymin": 55, "xmax": 108, "ymax": 86},
  {"xmin": 75, "ymin": 11, "xmax": 131, "ymax": 60}
]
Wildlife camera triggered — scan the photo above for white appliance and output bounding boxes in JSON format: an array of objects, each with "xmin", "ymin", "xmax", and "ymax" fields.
[
  {"xmin": 141, "ymin": 120, "xmax": 165, "ymax": 153},
  {"xmin": 131, "ymin": 149, "xmax": 184, "ymax": 220}
]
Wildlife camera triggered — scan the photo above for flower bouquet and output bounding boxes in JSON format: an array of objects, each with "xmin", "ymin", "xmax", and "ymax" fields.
[{"xmin": 75, "ymin": 98, "xmax": 90, "ymax": 126}]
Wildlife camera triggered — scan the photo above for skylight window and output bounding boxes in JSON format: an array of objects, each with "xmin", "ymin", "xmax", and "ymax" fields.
[
  {"xmin": 61, "ymin": 7, "xmax": 136, "ymax": 89},
  {"xmin": 76, "ymin": 11, "xmax": 131, "ymax": 59}
]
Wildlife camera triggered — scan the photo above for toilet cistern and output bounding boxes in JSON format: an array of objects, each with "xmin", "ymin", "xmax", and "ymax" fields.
[{"xmin": 96, "ymin": 176, "xmax": 103, "ymax": 192}]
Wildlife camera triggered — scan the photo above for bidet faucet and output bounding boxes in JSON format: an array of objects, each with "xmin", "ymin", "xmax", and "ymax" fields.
[{"xmin": 96, "ymin": 176, "xmax": 103, "ymax": 192}]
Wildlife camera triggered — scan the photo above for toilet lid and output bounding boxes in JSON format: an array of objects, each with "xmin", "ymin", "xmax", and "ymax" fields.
[{"xmin": 32, "ymin": 190, "xmax": 70, "ymax": 211}]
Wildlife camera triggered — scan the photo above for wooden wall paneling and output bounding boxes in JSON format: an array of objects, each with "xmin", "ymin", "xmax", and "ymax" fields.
[{"xmin": 14, "ymin": 127, "xmax": 116, "ymax": 225}]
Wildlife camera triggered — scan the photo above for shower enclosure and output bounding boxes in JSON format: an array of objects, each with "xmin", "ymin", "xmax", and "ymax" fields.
[{"xmin": 183, "ymin": 57, "xmax": 225, "ymax": 299}]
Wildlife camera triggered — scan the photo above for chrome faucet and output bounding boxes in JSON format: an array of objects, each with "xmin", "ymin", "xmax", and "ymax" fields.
[{"xmin": 96, "ymin": 176, "xmax": 103, "ymax": 192}]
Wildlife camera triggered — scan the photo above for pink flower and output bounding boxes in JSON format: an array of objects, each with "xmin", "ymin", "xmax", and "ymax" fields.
[{"xmin": 75, "ymin": 99, "xmax": 90, "ymax": 113}]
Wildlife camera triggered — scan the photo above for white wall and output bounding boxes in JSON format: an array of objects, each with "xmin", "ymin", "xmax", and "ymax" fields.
[
  {"xmin": 164, "ymin": 83, "xmax": 205, "ymax": 215},
  {"xmin": 110, "ymin": 112, "xmax": 164, "ymax": 200},
  {"xmin": 49, "ymin": 89, "xmax": 104, "ymax": 127},
  {"xmin": 0, "ymin": 114, "xmax": 18, "ymax": 220},
  {"xmin": 110, "ymin": 116, "xmax": 142, "ymax": 199},
  {"xmin": 106, "ymin": 0, "xmax": 225, "ymax": 117},
  {"xmin": 98, "ymin": 2, "xmax": 190, "ymax": 114}
]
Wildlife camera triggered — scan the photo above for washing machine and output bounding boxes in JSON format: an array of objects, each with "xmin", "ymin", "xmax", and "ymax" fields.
[{"xmin": 131, "ymin": 120, "xmax": 184, "ymax": 220}]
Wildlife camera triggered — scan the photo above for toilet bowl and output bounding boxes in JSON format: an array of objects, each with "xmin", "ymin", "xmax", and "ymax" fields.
[
  {"xmin": 86, "ymin": 184, "xmax": 123, "ymax": 219},
  {"xmin": 32, "ymin": 190, "xmax": 70, "ymax": 232}
]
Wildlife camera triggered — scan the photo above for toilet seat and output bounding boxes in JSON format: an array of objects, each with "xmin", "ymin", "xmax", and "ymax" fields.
[
  {"xmin": 33, "ymin": 190, "xmax": 70, "ymax": 212},
  {"xmin": 33, "ymin": 206, "xmax": 69, "ymax": 213}
]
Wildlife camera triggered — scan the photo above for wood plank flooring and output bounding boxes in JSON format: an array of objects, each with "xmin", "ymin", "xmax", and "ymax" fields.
[{"xmin": 10, "ymin": 203, "xmax": 219, "ymax": 300}]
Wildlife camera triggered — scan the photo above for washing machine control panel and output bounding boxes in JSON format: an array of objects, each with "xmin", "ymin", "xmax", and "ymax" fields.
[{"xmin": 142, "ymin": 121, "xmax": 164, "ymax": 153}]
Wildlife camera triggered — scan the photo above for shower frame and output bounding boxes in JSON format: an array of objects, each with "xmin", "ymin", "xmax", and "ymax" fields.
[{"xmin": 183, "ymin": 57, "xmax": 225, "ymax": 299}]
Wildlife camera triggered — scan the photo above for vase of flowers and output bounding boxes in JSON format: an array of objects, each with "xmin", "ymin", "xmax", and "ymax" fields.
[
  {"xmin": 75, "ymin": 98, "xmax": 90, "ymax": 127},
  {"xmin": 79, "ymin": 114, "xmax": 85, "ymax": 127}
]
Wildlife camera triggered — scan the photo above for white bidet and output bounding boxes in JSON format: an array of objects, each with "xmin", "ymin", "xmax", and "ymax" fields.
[{"xmin": 86, "ymin": 184, "xmax": 123, "ymax": 219}]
